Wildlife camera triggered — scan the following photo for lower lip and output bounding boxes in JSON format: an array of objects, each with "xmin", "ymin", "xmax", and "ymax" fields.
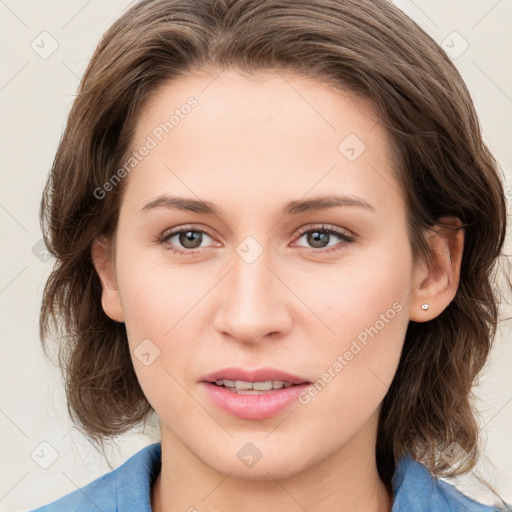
[{"xmin": 201, "ymin": 382, "xmax": 310, "ymax": 420}]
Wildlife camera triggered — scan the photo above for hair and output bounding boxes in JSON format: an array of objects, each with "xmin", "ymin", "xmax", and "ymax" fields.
[{"xmin": 39, "ymin": 0, "xmax": 508, "ymax": 491}]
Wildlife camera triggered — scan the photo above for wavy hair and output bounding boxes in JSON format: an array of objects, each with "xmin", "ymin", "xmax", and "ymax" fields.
[{"xmin": 39, "ymin": 0, "xmax": 508, "ymax": 489}]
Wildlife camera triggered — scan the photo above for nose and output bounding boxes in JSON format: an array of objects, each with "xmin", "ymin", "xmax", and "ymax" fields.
[{"xmin": 214, "ymin": 249, "xmax": 293, "ymax": 345}]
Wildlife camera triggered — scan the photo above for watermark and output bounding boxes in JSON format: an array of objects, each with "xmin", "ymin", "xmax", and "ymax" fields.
[
  {"xmin": 298, "ymin": 301, "xmax": 403, "ymax": 404},
  {"xmin": 133, "ymin": 338, "xmax": 161, "ymax": 366},
  {"xmin": 504, "ymin": 184, "xmax": 512, "ymax": 204},
  {"xmin": 31, "ymin": 441, "xmax": 59, "ymax": 469},
  {"xmin": 93, "ymin": 96, "xmax": 198, "ymax": 200},
  {"xmin": 236, "ymin": 235, "xmax": 264, "ymax": 264},
  {"xmin": 31, "ymin": 237, "xmax": 52, "ymax": 263},
  {"xmin": 440, "ymin": 441, "xmax": 468, "ymax": 468},
  {"xmin": 237, "ymin": 442, "xmax": 263, "ymax": 468},
  {"xmin": 441, "ymin": 31, "xmax": 469, "ymax": 60},
  {"xmin": 338, "ymin": 133, "xmax": 366, "ymax": 162},
  {"xmin": 31, "ymin": 31, "xmax": 59, "ymax": 59}
]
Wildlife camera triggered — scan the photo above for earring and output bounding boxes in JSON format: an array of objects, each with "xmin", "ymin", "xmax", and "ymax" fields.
[{"xmin": 421, "ymin": 303, "xmax": 429, "ymax": 310}]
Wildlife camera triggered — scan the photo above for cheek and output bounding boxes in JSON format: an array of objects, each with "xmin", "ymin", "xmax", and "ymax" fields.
[
  {"xmin": 297, "ymin": 251, "xmax": 411, "ymax": 428},
  {"xmin": 115, "ymin": 243, "xmax": 202, "ymax": 341},
  {"xmin": 116, "ymin": 262, "xmax": 205, "ymax": 415},
  {"xmin": 303, "ymin": 238, "xmax": 412, "ymax": 342},
  {"xmin": 115, "ymin": 249, "xmax": 211, "ymax": 391}
]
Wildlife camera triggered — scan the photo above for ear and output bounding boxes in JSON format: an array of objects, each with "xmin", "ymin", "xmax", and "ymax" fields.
[
  {"xmin": 409, "ymin": 216, "xmax": 464, "ymax": 322},
  {"xmin": 91, "ymin": 236, "xmax": 124, "ymax": 322}
]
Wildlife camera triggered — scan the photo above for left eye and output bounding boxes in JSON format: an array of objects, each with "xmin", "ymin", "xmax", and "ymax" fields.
[{"xmin": 294, "ymin": 226, "xmax": 354, "ymax": 252}]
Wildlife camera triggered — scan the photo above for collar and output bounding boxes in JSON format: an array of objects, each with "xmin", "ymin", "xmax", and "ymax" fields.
[{"xmin": 392, "ymin": 453, "xmax": 499, "ymax": 511}]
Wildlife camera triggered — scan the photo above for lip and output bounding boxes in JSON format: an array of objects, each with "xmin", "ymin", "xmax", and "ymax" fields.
[
  {"xmin": 200, "ymin": 367, "xmax": 310, "ymax": 385},
  {"xmin": 199, "ymin": 367, "xmax": 311, "ymax": 420},
  {"xmin": 201, "ymin": 381, "xmax": 310, "ymax": 419}
]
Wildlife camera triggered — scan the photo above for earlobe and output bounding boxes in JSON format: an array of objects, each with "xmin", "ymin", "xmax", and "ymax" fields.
[
  {"xmin": 91, "ymin": 237, "xmax": 125, "ymax": 322},
  {"xmin": 409, "ymin": 217, "xmax": 464, "ymax": 322}
]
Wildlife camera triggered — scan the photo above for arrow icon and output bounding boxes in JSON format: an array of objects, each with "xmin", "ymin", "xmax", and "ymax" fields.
[
  {"xmin": 237, "ymin": 442, "xmax": 263, "ymax": 467},
  {"xmin": 31, "ymin": 441, "xmax": 59, "ymax": 468},
  {"xmin": 236, "ymin": 236, "xmax": 263, "ymax": 263},
  {"xmin": 441, "ymin": 32, "xmax": 468, "ymax": 59},
  {"xmin": 338, "ymin": 134, "xmax": 365, "ymax": 161},
  {"xmin": 134, "ymin": 339, "xmax": 160, "ymax": 365},
  {"xmin": 31, "ymin": 31, "xmax": 59, "ymax": 59}
]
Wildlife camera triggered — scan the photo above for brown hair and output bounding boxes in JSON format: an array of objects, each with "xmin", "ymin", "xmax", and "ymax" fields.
[{"xmin": 39, "ymin": 0, "xmax": 508, "ymax": 487}]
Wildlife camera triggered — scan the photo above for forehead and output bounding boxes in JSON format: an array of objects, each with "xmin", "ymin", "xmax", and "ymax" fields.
[
  {"xmin": 123, "ymin": 69, "xmax": 403, "ymax": 218},
  {"xmin": 139, "ymin": 69, "xmax": 384, "ymax": 147}
]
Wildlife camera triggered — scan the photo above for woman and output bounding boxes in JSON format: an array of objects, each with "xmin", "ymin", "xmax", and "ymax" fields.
[{"xmin": 32, "ymin": 0, "xmax": 510, "ymax": 510}]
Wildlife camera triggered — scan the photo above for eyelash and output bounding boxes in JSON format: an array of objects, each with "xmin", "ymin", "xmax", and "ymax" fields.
[{"xmin": 156, "ymin": 224, "xmax": 355, "ymax": 256}]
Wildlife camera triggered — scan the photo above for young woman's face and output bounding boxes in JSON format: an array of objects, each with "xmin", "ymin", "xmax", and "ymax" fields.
[{"xmin": 103, "ymin": 70, "xmax": 422, "ymax": 478}]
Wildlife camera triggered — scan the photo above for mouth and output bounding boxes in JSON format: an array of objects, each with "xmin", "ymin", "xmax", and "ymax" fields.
[
  {"xmin": 200, "ymin": 371, "xmax": 312, "ymax": 419},
  {"xmin": 201, "ymin": 367, "xmax": 311, "ymax": 412}
]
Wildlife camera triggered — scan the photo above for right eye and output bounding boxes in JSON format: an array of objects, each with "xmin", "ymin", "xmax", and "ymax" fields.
[{"xmin": 157, "ymin": 226, "xmax": 217, "ymax": 255}]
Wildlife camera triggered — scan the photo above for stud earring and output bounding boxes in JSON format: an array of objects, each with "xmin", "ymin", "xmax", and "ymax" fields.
[{"xmin": 421, "ymin": 303, "xmax": 429, "ymax": 310}]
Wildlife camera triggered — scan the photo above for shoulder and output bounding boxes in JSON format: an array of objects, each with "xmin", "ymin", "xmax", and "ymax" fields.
[
  {"xmin": 392, "ymin": 454, "xmax": 503, "ymax": 512},
  {"xmin": 29, "ymin": 442, "xmax": 161, "ymax": 512}
]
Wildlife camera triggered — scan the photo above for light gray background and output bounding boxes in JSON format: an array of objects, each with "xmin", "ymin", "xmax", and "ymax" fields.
[{"xmin": 0, "ymin": 1, "xmax": 511, "ymax": 510}]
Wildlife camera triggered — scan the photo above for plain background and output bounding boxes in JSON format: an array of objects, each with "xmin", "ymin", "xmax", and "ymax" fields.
[{"xmin": 0, "ymin": 1, "xmax": 511, "ymax": 510}]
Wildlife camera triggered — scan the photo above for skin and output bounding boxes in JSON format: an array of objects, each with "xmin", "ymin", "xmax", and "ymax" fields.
[{"xmin": 92, "ymin": 69, "xmax": 464, "ymax": 512}]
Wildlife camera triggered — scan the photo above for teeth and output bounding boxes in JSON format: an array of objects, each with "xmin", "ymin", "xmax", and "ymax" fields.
[
  {"xmin": 213, "ymin": 379, "xmax": 296, "ymax": 390},
  {"xmin": 236, "ymin": 380, "xmax": 254, "ymax": 390},
  {"xmin": 216, "ymin": 379, "xmax": 235, "ymax": 387},
  {"xmin": 252, "ymin": 381, "xmax": 273, "ymax": 391}
]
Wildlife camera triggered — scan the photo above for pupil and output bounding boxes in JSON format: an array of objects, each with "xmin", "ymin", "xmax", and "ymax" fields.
[
  {"xmin": 180, "ymin": 231, "xmax": 202, "ymax": 249},
  {"xmin": 308, "ymin": 231, "xmax": 329, "ymax": 248}
]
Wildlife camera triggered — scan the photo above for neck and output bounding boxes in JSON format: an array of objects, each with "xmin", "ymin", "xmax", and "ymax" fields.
[{"xmin": 151, "ymin": 415, "xmax": 392, "ymax": 512}]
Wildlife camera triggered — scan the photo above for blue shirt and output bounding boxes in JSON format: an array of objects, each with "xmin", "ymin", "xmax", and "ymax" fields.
[{"xmin": 30, "ymin": 442, "xmax": 504, "ymax": 511}]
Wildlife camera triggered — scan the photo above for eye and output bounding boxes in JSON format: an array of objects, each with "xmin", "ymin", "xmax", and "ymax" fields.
[
  {"xmin": 157, "ymin": 226, "xmax": 216, "ymax": 255},
  {"xmin": 294, "ymin": 224, "xmax": 355, "ymax": 253},
  {"xmin": 156, "ymin": 223, "xmax": 355, "ymax": 256}
]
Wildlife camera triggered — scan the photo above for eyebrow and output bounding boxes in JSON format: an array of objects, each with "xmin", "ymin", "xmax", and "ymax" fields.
[{"xmin": 139, "ymin": 194, "xmax": 376, "ymax": 216}]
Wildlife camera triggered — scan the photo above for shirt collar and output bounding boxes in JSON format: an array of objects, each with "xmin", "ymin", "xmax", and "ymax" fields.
[
  {"xmin": 116, "ymin": 442, "xmax": 161, "ymax": 512},
  {"xmin": 392, "ymin": 454, "xmax": 436, "ymax": 511}
]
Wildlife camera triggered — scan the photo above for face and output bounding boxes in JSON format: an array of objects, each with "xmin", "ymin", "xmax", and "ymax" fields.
[{"xmin": 97, "ymin": 69, "xmax": 421, "ymax": 479}]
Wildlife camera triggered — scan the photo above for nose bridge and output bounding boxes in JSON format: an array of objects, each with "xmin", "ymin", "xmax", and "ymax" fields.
[{"xmin": 214, "ymin": 242, "xmax": 291, "ymax": 343}]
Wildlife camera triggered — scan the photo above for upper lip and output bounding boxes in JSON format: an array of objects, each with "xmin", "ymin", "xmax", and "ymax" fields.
[{"xmin": 201, "ymin": 367, "xmax": 310, "ymax": 384}]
